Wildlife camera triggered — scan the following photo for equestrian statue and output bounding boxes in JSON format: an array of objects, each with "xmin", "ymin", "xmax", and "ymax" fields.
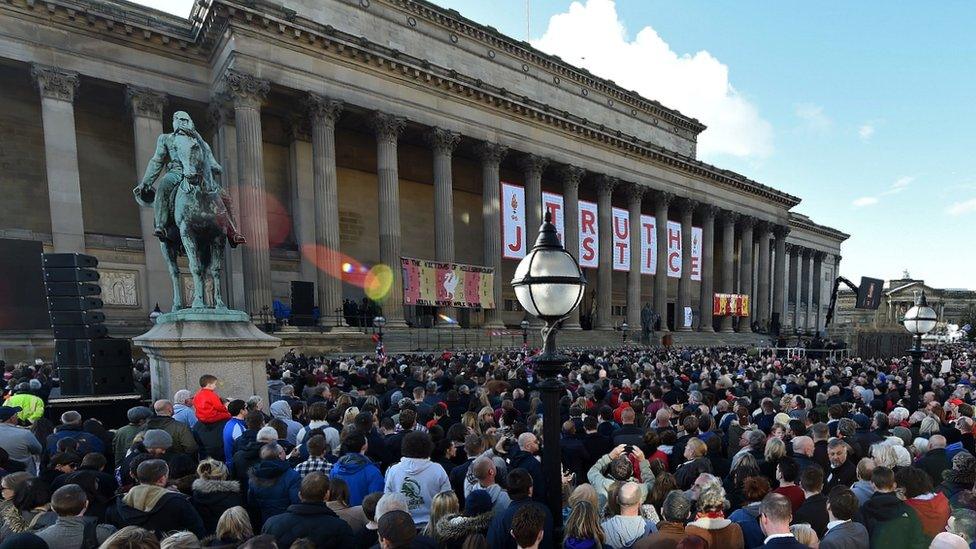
[{"xmin": 133, "ymin": 111, "xmax": 246, "ymax": 313}]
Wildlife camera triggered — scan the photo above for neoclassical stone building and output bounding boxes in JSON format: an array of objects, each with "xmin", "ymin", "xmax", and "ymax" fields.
[{"xmin": 0, "ymin": 0, "xmax": 847, "ymax": 344}]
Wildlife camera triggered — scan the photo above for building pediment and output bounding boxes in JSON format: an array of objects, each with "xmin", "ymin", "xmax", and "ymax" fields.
[{"xmin": 886, "ymin": 281, "xmax": 939, "ymax": 299}]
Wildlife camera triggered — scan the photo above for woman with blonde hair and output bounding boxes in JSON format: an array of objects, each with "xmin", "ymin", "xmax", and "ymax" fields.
[
  {"xmin": 207, "ymin": 506, "xmax": 252, "ymax": 547},
  {"xmin": 685, "ymin": 483, "xmax": 744, "ymax": 549},
  {"xmin": 190, "ymin": 458, "xmax": 242, "ymax": 535},
  {"xmin": 424, "ymin": 490, "xmax": 459, "ymax": 539},
  {"xmin": 461, "ymin": 412, "xmax": 481, "ymax": 435},
  {"xmin": 342, "ymin": 406, "xmax": 360, "ymax": 428},
  {"xmin": 563, "ymin": 500, "xmax": 605, "ymax": 549},
  {"xmin": 563, "ymin": 484, "xmax": 600, "ymax": 522},
  {"xmin": 101, "ymin": 526, "xmax": 160, "ymax": 549},
  {"xmin": 871, "ymin": 444, "xmax": 899, "ymax": 469},
  {"xmin": 160, "ymin": 531, "xmax": 200, "ymax": 549},
  {"xmin": 919, "ymin": 416, "xmax": 941, "ymax": 437},
  {"xmin": 477, "ymin": 407, "xmax": 496, "ymax": 433},
  {"xmin": 790, "ymin": 523, "xmax": 819, "ymax": 548},
  {"xmin": 761, "ymin": 438, "xmax": 787, "ymax": 486}
]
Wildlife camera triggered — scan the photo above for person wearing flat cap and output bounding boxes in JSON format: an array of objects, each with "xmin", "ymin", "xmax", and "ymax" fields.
[
  {"xmin": 112, "ymin": 406, "xmax": 153, "ymax": 468},
  {"xmin": 0, "ymin": 405, "xmax": 41, "ymax": 473}
]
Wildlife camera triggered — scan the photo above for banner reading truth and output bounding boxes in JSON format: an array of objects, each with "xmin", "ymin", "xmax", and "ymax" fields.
[{"xmin": 401, "ymin": 257, "xmax": 495, "ymax": 309}]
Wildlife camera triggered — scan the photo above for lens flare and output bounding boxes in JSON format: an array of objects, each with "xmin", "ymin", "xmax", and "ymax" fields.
[
  {"xmin": 364, "ymin": 264, "xmax": 394, "ymax": 301},
  {"xmin": 234, "ymin": 186, "xmax": 292, "ymax": 249},
  {"xmin": 300, "ymin": 244, "xmax": 373, "ymax": 287},
  {"xmin": 438, "ymin": 314, "xmax": 457, "ymax": 324}
]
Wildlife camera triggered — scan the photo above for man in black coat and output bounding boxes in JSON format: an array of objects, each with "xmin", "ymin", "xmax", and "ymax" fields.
[
  {"xmin": 916, "ymin": 435, "xmax": 949, "ymax": 486},
  {"xmin": 105, "ymin": 459, "xmax": 205, "ymax": 539},
  {"xmin": 792, "ymin": 465, "xmax": 829, "ymax": 538},
  {"xmin": 559, "ymin": 421, "xmax": 590, "ymax": 483},
  {"xmin": 507, "ymin": 433, "xmax": 546, "ymax": 505},
  {"xmin": 579, "ymin": 416, "xmax": 611, "ymax": 475},
  {"xmin": 824, "ymin": 440, "xmax": 857, "ymax": 492},
  {"xmin": 262, "ymin": 472, "xmax": 355, "ymax": 548}
]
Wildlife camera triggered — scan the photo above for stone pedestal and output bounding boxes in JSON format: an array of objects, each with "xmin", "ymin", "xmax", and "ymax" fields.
[{"xmin": 133, "ymin": 309, "xmax": 280, "ymax": 404}]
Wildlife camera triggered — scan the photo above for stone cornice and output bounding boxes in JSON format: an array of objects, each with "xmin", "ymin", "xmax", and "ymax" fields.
[
  {"xmin": 788, "ymin": 213, "xmax": 850, "ymax": 243},
  {"xmin": 382, "ymin": 0, "xmax": 706, "ymax": 135},
  {"xmin": 203, "ymin": 1, "xmax": 801, "ymax": 208},
  {"xmin": 5, "ymin": 0, "xmax": 801, "ymax": 208}
]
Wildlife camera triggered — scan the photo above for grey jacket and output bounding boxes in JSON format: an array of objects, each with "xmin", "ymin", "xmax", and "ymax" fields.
[
  {"xmin": 819, "ymin": 521, "xmax": 869, "ymax": 549},
  {"xmin": 35, "ymin": 516, "xmax": 116, "ymax": 549}
]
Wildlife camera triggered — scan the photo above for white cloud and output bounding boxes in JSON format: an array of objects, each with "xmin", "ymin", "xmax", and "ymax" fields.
[
  {"xmin": 947, "ymin": 198, "xmax": 976, "ymax": 216},
  {"xmin": 531, "ymin": 0, "xmax": 773, "ymax": 160},
  {"xmin": 853, "ymin": 176, "xmax": 914, "ymax": 208},
  {"xmin": 858, "ymin": 124, "xmax": 875, "ymax": 140},
  {"xmin": 795, "ymin": 103, "xmax": 832, "ymax": 132}
]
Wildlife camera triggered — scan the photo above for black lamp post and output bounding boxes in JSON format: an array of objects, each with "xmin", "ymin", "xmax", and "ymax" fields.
[
  {"xmin": 520, "ymin": 319, "xmax": 530, "ymax": 348},
  {"xmin": 621, "ymin": 322, "xmax": 629, "ymax": 345},
  {"xmin": 511, "ymin": 212, "xmax": 586, "ymax": 535},
  {"xmin": 903, "ymin": 292, "xmax": 937, "ymax": 411}
]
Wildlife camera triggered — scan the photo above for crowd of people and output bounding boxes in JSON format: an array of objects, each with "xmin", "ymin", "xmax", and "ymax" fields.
[{"xmin": 1, "ymin": 342, "xmax": 975, "ymax": 549}]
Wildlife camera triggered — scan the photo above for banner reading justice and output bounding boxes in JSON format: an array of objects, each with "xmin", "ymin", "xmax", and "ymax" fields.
[
  {"xmin": 501, "ymin": 182, "xmax": 702, "ymax": 279},
  {"xmin": 401, "ymin": 257, "xmax": 496, "ymax": 309}
]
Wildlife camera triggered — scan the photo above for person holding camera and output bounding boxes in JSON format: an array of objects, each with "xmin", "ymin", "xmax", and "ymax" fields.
[{"xmin": 586, "ymin": 444, "xmax": 655, "ymax": 509}]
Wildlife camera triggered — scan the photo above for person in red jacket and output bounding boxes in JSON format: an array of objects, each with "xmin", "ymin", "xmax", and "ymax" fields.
[
  {"xmin": 898, "ymin": 465, "xmax": 950, "ymax": 539},
  {"xmin": 193, "ymin": 374, "xmax": 232, "ymax": 424}
]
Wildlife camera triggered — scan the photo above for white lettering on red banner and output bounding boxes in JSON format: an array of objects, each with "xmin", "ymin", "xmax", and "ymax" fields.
[
  {"xmin": 542, "ymin": 192, "xmax": 565, "ymax": 246},
  {"xmin": 612, "ymin": 207, "xmax": 629, "ymax": 271},
  {"xmin": 578, "ymin": 201, "xmax": 598, "ymax": 268},
  {"xmin": 500, "ymin": 182, "xmax": 525, "ymax": 259}
]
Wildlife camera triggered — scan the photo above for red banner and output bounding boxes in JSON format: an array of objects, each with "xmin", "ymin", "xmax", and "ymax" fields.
[
  {"xmin": 401, "ymin": 257, "xmax": 495, "ymax": 309},
  {"xmin": 713, "ymin": 294, "xmax": 751, "ymax": 317}
]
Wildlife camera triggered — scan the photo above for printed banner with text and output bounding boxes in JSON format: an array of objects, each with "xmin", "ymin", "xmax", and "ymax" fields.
[
  {"xmin": 401, "ymin": 257, "xmax": 495, "ymax": 309},
  {"xmin": 500, "ymin": 183, "xmax": 701, "ymax": 277},
  {"xmin": 712, "ymin": 294, "xmax": 750, "ymax": 317}
]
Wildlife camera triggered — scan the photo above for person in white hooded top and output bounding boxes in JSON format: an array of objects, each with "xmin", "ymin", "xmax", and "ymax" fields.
[{"xmin": 384, "ymin": 431, "xmax": 451, "ymax": 527}]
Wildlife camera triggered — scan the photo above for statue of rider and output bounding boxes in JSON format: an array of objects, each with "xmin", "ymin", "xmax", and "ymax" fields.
[{"xmin": 133, "ymin": 111, "xmax": 246, "ymax": 246}]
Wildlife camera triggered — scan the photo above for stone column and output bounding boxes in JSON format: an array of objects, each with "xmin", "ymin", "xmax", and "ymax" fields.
[
  {"xmin": 772, "ymin": 226, "xmax": 789, "ymax": 333},
  {"xmin": 221, "ymin": 70, "xmax": 272, "ymax": 321},
  {"xmin": 737, "ymin": 216, "xmax": 755, "ymax": 333},
  {"xmin": 286, "ymin": 119, "xmax": 316, "ymax": 285},
  {"xmin": 561, "ymin": 166, "xmax": 585, "ymax": 330},
  {"xmin": 31, "ymin": 64, "xmax": 85, "ymax": 253},
  {"xmin": 426, "ymin": 127, "xmax": 461, "ymax": 328},
  {"xmin": 305, "ymin": 93, "xmax": 344, "ymax": 327},
  {"xmin": 755, "ymin": 221, "xmax": 772, "ymax": 331},
  {"xmin": 595, "ymin": 175, "xmax": 617, "ymax": 330},
  {"xmin": 787, "ymin": 244, "xmax": 800, "ymax": 329},
  {"xmin": 813, "ymin": 251, "xmax": 825, "ymax": 334},
  {"xmin": 698, "ymin": 205, "xmax": 717, "ymax": 332},
  {"xmin": 677, "ymin": 198, "xmax": 696, "ymax": 331},
  {"xmin": 625, "ymin": 185, "xmax": 645, "ymax": 330},
  {"xmin": 370, "ymin": 111, "xmax": 408, "ymax": 328},
  {"xmin": 653, "ymin": 191, "xmax": 674, "ymax": 332},
  {"xmin": 126, "ymin": 85, "xmax": 171, "ymax": 313},
  {"xmin": 801, "ymin": 249, "xmax": 813, "ymax": 332},
  {"xmin": 208, "ymin": 99, "xmax": 244, "ymax": 311},
  {"xmin": 477, "ymin": 142, "xmax": 508, "ymax": 328},
  {"xmin": 719, "ymin": 211, "xmax": 738, "ymax": 333},
  {"xmin": 521, "ymin": 154, "xmax": 549, "ymax": 247}
]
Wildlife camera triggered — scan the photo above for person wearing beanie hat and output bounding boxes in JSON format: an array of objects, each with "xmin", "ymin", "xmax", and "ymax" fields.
[
  {"xmin": 435, "ymin": 490, "xmax": 495, "ymax": 549},
  {"xmin": 143, "ymin": 429, "xmax": 173, "ymax": 453},
  {"xmin": 112, "ymin": 406, "xmax": 153, "ymax": 468}
]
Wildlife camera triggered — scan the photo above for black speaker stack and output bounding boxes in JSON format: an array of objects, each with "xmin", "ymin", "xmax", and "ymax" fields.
[
  {"xmin": 290, "ymin": 280, "xmax": 315, "ymax": 326},
  {"xmin": 42, "ymin": 253, "xmax": 135, "ymax": 396}
]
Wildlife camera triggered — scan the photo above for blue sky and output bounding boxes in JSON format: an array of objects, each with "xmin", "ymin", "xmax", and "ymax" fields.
[{"xmin": 141, "ymin": 0, "xmax": 976, "ymax": 289}]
